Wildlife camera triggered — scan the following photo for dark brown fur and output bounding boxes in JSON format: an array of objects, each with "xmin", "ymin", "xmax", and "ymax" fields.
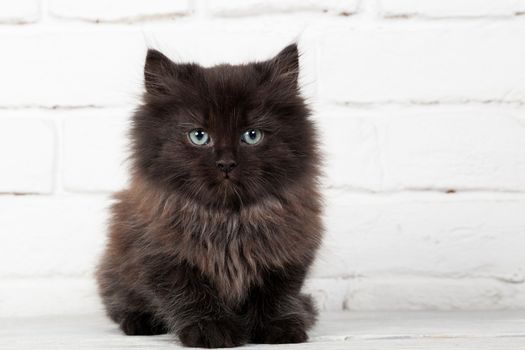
[{"xmin": 96, "ymin": 44, "xmax": 323, "ymax": 348}]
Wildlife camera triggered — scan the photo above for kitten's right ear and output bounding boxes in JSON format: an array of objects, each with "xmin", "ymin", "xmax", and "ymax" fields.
[{"xmin": 144, "ymin": 49, "xmax": 177, "ymax": 95}]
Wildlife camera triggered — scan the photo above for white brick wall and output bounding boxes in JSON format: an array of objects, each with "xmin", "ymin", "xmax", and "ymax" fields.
[{"xmin": 1, "ymin": 0, "xmax": 524, "ymax": 315}]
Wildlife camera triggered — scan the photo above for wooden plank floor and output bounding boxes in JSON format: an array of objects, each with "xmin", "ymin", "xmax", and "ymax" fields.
[{"xmin": 2, "ymin": 311, "xmax": 525, "ymax": 349}]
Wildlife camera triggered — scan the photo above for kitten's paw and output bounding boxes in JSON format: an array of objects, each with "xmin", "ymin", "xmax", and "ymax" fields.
[
  {"xmin": 119, "ymin": 312, "xmax": 168, "ymax": 336},
  {"xmin": 254, "ymin": 319, "xmax": 308, "ymax": 344},
  {"xmin": 178, "ymin": 319, "xmax": 247, "ymax": 348}
]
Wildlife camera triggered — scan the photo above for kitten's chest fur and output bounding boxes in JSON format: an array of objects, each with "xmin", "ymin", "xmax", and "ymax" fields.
[{"xmin": 135, "ymin": 186, "xmax": 321, "ymax": 303}]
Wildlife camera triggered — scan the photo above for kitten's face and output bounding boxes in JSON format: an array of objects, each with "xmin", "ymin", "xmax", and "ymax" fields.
[{"xmin": 132, "ymin": 45, "xmax": 318, "ymax": 208}]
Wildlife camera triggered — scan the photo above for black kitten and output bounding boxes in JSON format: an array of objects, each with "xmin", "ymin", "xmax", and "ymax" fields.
[{"xmin": 96, "ymin": 43, "xmax": 324, "ymax": 348}]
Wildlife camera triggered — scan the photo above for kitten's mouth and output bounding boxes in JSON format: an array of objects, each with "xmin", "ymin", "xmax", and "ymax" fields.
[
  {"xmin": 217, "ymin": 170, "xmax": 239, "ymax": 183},
  {"xmin": 219, "ymin": 173, "xmax": 238, "ymax": 184},
  {"xmin": 221, "ymin": 172, "xmax": 235, "ymax": 180}
]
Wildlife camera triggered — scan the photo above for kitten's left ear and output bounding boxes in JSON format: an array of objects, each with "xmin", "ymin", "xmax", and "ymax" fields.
[{"xmin": 269, "ymin": 43, "xmax": 300, "ymax": 87}]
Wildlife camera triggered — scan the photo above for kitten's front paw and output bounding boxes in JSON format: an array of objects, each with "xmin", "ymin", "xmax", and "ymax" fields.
[
  {"xmin": 119, "ymin": 312, "xmax": 168, "ymax": 335},
  {"xmin": 254, "ymin": 318, "xmax": 308, "ymax": 344},
  {"xmin": 178, "ymin": 319, "xmax": 247, "ymax": 348}
]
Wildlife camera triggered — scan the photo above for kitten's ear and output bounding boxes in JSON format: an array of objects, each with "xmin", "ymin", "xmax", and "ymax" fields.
[
  {"xmin": 269, "ymin": 43, "xmax": 300, "ymax": 87},
  {"xmin": 144, "ymin": 49, "xmax": 179, "ymax": 95}
]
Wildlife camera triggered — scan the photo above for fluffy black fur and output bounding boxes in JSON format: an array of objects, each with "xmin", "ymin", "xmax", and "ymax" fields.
[{"xmin": 96, "ymin": 44, "xmax": 324, "ymax": 348}]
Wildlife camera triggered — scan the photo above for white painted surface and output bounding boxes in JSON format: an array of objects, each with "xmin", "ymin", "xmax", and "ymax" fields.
[
  {"xmin": 0, "ymin": 0, "xmax": 524, "ymax": 312},
  {"xmin": 1, "ymin": 311, "xmax": 524, "ymax": 349}
]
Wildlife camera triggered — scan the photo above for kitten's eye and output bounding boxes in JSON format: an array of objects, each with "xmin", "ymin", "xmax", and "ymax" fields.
[
  {"xmin": 241, "ymin": 129, "xmax": 263, "ymax": 145},
  {"xmin": 188, "ymin": 129, "xmax": 210, "ymax": 146}
]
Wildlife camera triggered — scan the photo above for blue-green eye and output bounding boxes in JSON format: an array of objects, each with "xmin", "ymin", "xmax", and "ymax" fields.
[
  {"xmin": 188, "ymin": 129, "xmax": 209, "ymax": 146},
  {"xmin": 241, "ymin": 129, "xmax": 263, "ymax": 145}
]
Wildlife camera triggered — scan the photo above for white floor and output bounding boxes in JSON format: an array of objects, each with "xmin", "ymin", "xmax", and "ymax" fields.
[{"xmin": 1, "ymin": 311, "xmax": 525, "ymax": 349}]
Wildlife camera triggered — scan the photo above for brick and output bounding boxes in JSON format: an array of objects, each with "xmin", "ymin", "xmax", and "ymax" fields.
[
  {"xmin": 318, "ymin": 22, "xmax": 525, "ymax": 103},
  {"xmin": 0, "ymin": 0, "xmax": 40, "ymax": 23},
  {"xmin": 345, "ymin": 276, "xmax": 525, "ymax": 310},
  {"xmin": 49, "ymin": 0, "xmax": 191, "ymax": 22},
  {"xmin": 0, "ymin": 278, "xmax": 101, "ymax": 317},
  {"xmin": 163, "ymin": 21, "xmax": 317, "ymax": 97},
  {"xmin": 0, "ymin": 195, "xmax": 109, "ymax": 278},
  {"xmin": 7, "ymin": 190, "xmax": 524, "ymax": 285},
  {"xmin": 0, "ymin": 116, "xmax": 55, "ymax": 193},
  {"xmin": 313, "ymin": 190, "xmax": 525, "ymax": 282},
  {"xmin": 1, "ymin": 190, "xmax": 524, "ymax": 311},
  {"xmin": 381, "ymin": 0, "xmax": 525, "ymax": 18},
  {"xmin": 208, "ymin": 0, "xmax": 359, "ymax": 16},
  {"xmin": 0, "ymin": 19, "xmax": 314, "ymax": 107},
  {"xmin": 1, "ymin": 277, "xmax": 349, "ymax": 316},
  {"xmin": 3, "ymin": 273, "xmax": 525, "ymax": 315},
  {"xmin": 62, "ymin": 110, "xmax": 130, "ymax": 192},
  {"xmin": 0, "ymin": 27, "xmax": 146, "ymax": 107},
  {"xmin": 314, "ymin": 105, "xmax": 383, "ymax": 190},
  {"xmin": 147, "ymin": 17, "xmax": 316, "ymax": 92},
  {"xmin": 380, "ymin": 107, "xmax": 525, "ymax": 191},
  {"xmin": 314, "ymin": 105, "xmax": 525, "ymax": 191}
]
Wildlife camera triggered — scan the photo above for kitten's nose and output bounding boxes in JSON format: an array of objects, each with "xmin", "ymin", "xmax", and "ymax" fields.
[{"xmin": 216, "ymin": 159, "xmax": 237, "ymax": 173}]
